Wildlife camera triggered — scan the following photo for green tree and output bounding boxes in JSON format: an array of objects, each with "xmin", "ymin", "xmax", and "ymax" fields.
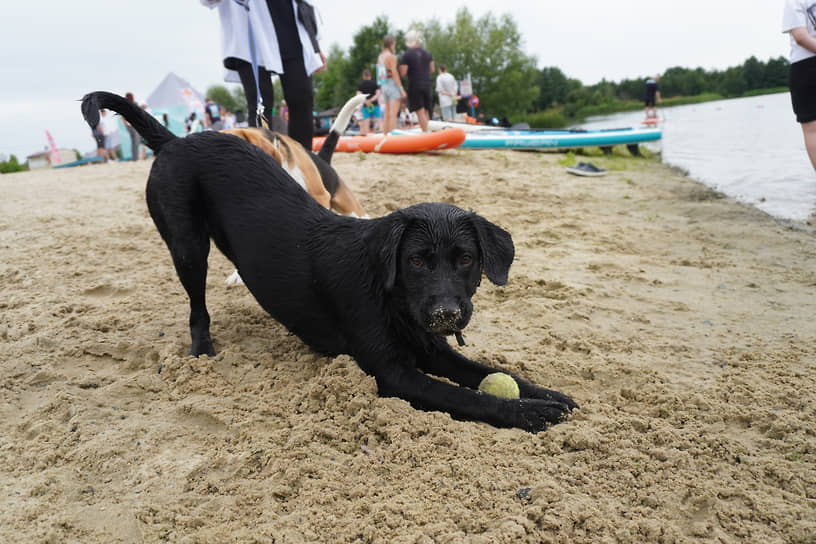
[
  {"xmin": 680, "ymin": 68, "xmax": 707, "ymax": 96},
  {"xmin": 0, "ymin": 154, "xmax": 27, "ymax": 174},
  {"xmin": 205, "ymin": 85, "xmax": 245, "ymax": 112},
  {"xmin": 615, "ymin": 77, "xmax": 646, "ymax": 102},
  {"xmin": 586, "ymin": 79, "xmax": 616, "ymax": 106},
  {"xmin": 763, "ymin": 56, "xmax": 789, "ymax": 88},
  {"xmin": 742, "ymin": 56, "xmax": 764, "ymax": 90},
  {"xmin": 347, "ymin": 16, "xmax": 393, "ymax": 86},
  {"xmin": 314, "ymin": 16, "xmax": 404, "ymax": 111},
  {"xmin": 313, "ymin": 44, "xmax": 351, "ymax": 110},
  {"xmin": 720, "ymin": 66, "xmax": 746, "ymax": 96},
  {"xmin": 421, "ymin": 8, "xmax": 539, "ymax": 118},
  {"xmin": 658, "ymin": 66, "xmax": 688, "ymax": 97},
  {"xmin": 536, "ymin": 67, "xmax": 578, "ymax": 109}
]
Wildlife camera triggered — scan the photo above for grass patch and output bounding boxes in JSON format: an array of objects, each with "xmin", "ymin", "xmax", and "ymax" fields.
[
  {"xmin": 742, "ymin": 87, "xmax": 787, "ymax": 97},
  {"xmin": 556, "ymin": 144, "xmax": 657, "ymax": 172}
]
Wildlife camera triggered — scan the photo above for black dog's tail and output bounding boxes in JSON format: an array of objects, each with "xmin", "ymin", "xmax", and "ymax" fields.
[
  {"xmin": 81, "ymin": 91, "xmax": 176, "ymax": 155},
  {"xmin": 317, "ymin": 93, "xmax": 367, "ymax": 164}
]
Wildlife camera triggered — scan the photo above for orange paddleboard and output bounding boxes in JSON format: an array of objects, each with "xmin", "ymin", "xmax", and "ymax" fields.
[
  {"xmin": 313, "ymin": 128, "xmax": 466, "ymax": 154},
  {"xmin": 642, "ymin": 117, "xmax": 659, "ymax": 125}
]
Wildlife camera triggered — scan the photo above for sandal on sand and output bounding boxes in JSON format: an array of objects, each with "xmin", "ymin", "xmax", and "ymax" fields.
[{"xmin": 566, "ymin": 161, "xmax": 607, "ymax": 177}]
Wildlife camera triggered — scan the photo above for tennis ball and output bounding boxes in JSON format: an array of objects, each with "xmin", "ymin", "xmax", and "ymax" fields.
[{"xmin": 478, "ymin": 373, "xmax": 520, "ymax": 399}]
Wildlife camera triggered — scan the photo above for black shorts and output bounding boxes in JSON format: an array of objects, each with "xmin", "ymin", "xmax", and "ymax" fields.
[
  {"xmin": 644, "ymin": 96, "xmax": 656, "ymax": 107},
  {"xmin": 407, "ymin": 86, "xmax": 433, "ymax": 113},
  {"xmin": 93, "ymin": 131, "xmax": 105, "ymax": 148},
  {"xmin": 790, "ymin": 56, "xmax": 816, "ymax": 123}
]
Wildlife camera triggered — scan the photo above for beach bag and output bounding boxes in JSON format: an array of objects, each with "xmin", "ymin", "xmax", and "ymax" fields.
[{"xmin": 295, "ymin": 0, "xmax": 320, "ymax": 53}]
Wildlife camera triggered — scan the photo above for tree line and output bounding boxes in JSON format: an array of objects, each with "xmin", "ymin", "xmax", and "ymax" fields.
[
  {"xmin": 309, "ymin": 8, "xmax": 790, "ymax": 128},
  {"xmin": 535, "ymin": 56, "xmax": 789, "ymax": 123}
]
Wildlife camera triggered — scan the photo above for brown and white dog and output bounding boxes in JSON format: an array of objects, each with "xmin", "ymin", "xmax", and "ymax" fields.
[
  {"xmin": 220, "ymin": 93, "xmax": 368, "ymax": 219},
  {"xmin": 221, "ymin": 94, "xmax": 369, "ymax": 285}
]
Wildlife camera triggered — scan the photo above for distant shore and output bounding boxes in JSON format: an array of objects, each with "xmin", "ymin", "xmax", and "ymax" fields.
[
  {"xmin": 1, "ymin": 150, "xmax": 814, "ymax": 542},
  {"xmin": 521, "ymin": 87, "xmax": 790, "ymax": 128}
]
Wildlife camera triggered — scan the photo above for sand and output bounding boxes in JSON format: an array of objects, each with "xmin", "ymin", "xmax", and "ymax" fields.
[{"xmin": 1, "ymin": 148, "xmax": 814, "ymax": 543}]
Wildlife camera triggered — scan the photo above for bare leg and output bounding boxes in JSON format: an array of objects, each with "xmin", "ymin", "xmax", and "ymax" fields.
[
  {"xmin": 802, "ymin": 120, "xmax": 816, "ymax": 171},
  {"xmin": 384, "ymin": 99, "xmax": 399, "ymax": 134},
  {"xmin": 416, "ymin": 108, "xmax": 430, "ymax": 132}
]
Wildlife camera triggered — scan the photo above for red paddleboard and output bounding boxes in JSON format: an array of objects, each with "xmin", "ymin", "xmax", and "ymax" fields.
[
  {"xmin": 313, "ymin": 128, "xmax": 466, "ymax": 154},
  {"xmin": 642, "ymin": 117, "xmax": 659, "ymax": 125}
]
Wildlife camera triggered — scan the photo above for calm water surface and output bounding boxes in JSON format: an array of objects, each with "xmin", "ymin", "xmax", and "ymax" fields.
[{"xmin": 579, "ymin": 93, "xmax": 816, "ymax": 221}]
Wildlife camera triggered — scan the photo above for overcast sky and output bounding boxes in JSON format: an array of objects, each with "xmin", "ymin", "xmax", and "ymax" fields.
[{"xmin": 0, "ymin": 0, "xmax": 789, "ymax": 160}]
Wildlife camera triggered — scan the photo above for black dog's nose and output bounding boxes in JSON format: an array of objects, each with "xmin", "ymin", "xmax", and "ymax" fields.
[{"xmin": 429, "ymin": 304, "xmax": 462, "ymax": 334}]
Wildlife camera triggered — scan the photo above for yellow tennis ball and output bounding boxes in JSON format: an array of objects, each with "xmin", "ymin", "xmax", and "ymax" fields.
[{"xmin": 478, "ymin": 373, "xmax": 520, "ymax": 399}]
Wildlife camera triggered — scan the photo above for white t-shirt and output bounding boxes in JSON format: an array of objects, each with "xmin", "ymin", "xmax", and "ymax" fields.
[
  {"xmin": 435, "ymin": 72, "xmax": 458, "ymax": 107},
  {"xmin": 782, "ymin": 0, "xmax": 816, "ymax": 63},
  {"xmin": 100, "ymin": 113, "xmax": 119, "ymax": 136}
]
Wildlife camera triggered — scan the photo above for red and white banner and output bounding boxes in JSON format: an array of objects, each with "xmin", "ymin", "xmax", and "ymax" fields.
[{"xmin": 45, "ymin": 130, "xmax": 61, "ymax": 165}]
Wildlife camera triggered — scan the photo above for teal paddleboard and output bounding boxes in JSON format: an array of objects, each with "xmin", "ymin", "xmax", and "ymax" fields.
[{"xmin": 458, "ymin": 127, "xmax": 662, "ymax": 150}]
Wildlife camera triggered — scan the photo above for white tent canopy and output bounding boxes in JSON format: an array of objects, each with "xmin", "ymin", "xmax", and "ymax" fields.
[
  {"xmin": 116, "ymin": 72, "xmax": 205, "ymax": 159},
  {"xmin": 146, "ymin": 72, "xmax": 206, "ymax": 116}
]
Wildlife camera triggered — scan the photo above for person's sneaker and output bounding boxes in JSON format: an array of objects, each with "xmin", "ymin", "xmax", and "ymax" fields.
[{"xmin": 566, "ymin": 161, "xmax": 607, "ymax": 177}]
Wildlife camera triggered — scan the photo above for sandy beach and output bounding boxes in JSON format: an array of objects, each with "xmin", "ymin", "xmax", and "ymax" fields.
[{"xmin": 1, "ymin": 148, "xmax": 814, "ymax": 543}]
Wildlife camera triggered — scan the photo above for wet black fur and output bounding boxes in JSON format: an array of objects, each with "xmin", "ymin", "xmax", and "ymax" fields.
[{"xmin": 81, "ymin": 91, "xmax": 577, "ymax": 432}]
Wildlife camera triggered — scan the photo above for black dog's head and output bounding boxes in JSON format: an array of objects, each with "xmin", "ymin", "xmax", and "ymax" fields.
[{"xmin": 367, "ymin": 203, "xmax": 514, "ymax": 337}]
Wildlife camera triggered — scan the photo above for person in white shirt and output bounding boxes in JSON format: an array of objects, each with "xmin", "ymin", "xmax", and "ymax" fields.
[
  {"xmin": 782, "ymin": 0, "xmax": 816, "ymax": 171},
  {"xmin": 202, "ymin": 0, "xmax": 326, "ymax": 149},
  {"xmin": 222, "ymin": 108, "xmax": 237, "ymax": 130},
  {"xmin": 100, "ymin": 109, "xmax": 119, "ymax": 161},
  {"xmin": 435, "ymin": 65, "xmax": 458, "ymax": 121}
]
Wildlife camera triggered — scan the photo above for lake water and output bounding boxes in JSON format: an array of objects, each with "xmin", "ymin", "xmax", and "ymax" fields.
[{"xmin": 578, "ymin": 93, "xmax": 816, "ymax": 222}]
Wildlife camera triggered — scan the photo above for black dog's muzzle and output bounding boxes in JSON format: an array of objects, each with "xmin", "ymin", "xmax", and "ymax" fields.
[{"xmin": 428, "ymin": 304, "xmax": 467, "ymax": 339}]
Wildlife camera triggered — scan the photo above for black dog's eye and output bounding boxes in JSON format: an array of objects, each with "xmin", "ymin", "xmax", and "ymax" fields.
[
  {"xmin": 459, "ymin": 254, "xmax": 473, "ymax": 266},
  {"xmin": 410, "ymin": 255, "xmax": 424, "ymax": 267}
]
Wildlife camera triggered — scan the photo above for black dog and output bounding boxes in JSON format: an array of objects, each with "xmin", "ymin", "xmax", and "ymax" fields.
[{"xmin": 81, "ymin": 91, "xmax": 577, "ymax": 432}]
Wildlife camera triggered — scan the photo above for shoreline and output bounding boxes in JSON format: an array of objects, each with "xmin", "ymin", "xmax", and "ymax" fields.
[
  {"xmin": 653, "ymin": 153, "xmax": 816, "ymax": 233},
  {"xmin": 1, "ymin": 150, "xmax": 814, "ymax": 542}
]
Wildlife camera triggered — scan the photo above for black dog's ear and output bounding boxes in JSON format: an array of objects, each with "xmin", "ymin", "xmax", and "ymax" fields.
[
  {"xmin": 469, "ymin": 213, "xmax": 515, "ymax": 286},
  {"xmin": 365, "ymin": 215, "xmax": 407, "ymax": 291}
]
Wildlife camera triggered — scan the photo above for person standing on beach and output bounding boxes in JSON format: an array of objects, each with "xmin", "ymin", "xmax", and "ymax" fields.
[
  {"xmin": 644, "ymin": 75, "xmax": 661, "ymax": 119},
  {"xmin": 377, "ymin": 35, "xmax": 405, "ymax": 134},
  {"xmin": 202, "ymin": 0, "xmax": 326, "ymax": 150},
  {"xmin": 91, "ymin": 117, "xmax": 106, "ymax": 161},
  {"xmin": 436, "ymin": 64, "xmax": 458, "ymax": 121},
  {"xmin": 123, "ymin": 93, "xmax": 141, "ymax": 161},
  {"xmin": 204, "ymin": 97, "xmax": 223, "ymax": 130},
  {"xmin": 99, "ymin": 109, "xmax": 119, "ymax": 161},
  {"xmin": 399, "ymin": 30, "xmax": 434, "ymax": 132},
  {"xmin": 782, "ymin": 0, "xmax": 816, "ymax": 171},
  {"xmin": 356, "ymin": 69, "xmax": 381, "ymax": 134}
]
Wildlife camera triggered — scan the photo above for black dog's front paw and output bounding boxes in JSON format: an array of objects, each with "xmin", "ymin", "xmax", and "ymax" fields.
[
  {"xmin": 514, "ymin": 398, "xmax": 572, "ymax": 433},
  {"xmin": 189, "ymin": 335, "xmax": 216, "ymax": 357},
  {"xmin": 520, "ymin": 384, "xmax": 579, "ymax": 411}
]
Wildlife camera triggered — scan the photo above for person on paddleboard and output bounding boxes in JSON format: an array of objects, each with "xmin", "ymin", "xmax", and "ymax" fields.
[{"xmin": 644, "ymin": 75, "xmax": 661, "ymax": 120}]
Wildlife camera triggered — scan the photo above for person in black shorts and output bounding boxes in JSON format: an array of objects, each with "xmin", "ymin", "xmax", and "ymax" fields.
[
  {"xmin": 399, "ymin": 30, "xmax": 435, "ymax": 132},
  {"xmin": 643, "ymin": 75, "xmax": 661, "ymax": 119},
  {"xmin": 91, "ymin": 119, "xmax": 106, "ymax": 160},
  {"xmin": 204, "ymin": 97, "xmax": 223, "ymax": 130},
  {"xmin": 356, "ymin": 69, "xmax": 381, "ymax": 134},
  {"xmin": 783, "ymin": 1, "xmax": 816, "ymax": 173}
]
